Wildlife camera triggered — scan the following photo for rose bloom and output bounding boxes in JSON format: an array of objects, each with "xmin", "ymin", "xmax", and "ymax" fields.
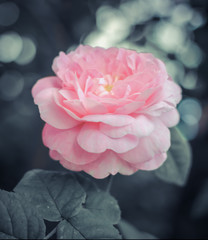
[{"xmin": 32, "ymin": 45, "xmax": 182, "ymax": 179}]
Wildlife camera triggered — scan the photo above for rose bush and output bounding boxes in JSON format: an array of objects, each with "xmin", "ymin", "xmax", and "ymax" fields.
[{"xmin": 32, "ymin": 45, "xmax": 182, "ymax": 179}]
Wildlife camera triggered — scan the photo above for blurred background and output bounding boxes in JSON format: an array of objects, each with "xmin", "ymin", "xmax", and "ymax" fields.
[{"xmin": 0, "ymin": 0, "xmax": 208, "ymax": 238}]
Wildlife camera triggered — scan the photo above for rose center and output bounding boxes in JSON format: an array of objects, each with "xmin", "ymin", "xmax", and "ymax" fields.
[
  {"xmin": 93, "ymin": 75, "xmax": 119, "ymax": 96},
  {"xmin": 104, "ymin": 84, "xmax": 113, "ymax": 92}
]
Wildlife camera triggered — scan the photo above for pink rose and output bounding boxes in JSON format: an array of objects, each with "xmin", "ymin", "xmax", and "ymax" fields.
[{"xmin": 32, "ymin": 45, "xmax": 182, "ymax": 179}]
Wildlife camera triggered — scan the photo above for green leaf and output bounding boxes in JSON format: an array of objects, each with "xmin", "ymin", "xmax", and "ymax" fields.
[
  {"xmin": 57, "ymin": 220, "xmax": 84, "ymax": 239},
  {"xmin": 154, "ymin": 127, "xmax": 192, "ymax": 186},
  {"xmin": 57, "ymin": 208, "xmax": 121, "ymax": 239},
  {"xmin": 0, "ymin": 190, "xmax": 45, "ymax": 239},
  {"xmin": 15, "ymin": 170, "xmax": 121, "ymax": 239},
  {"xmin": 118, "ymin": 220, "xmax": 157, "ymax": 239},
  {"xmin": 56, "ymin": 175, "xmax": 121, "ymax": 239},
  {"xmin": 76, "ymin": 174, "xmax": 121, "ymax": 224},
  {"xmin": 14, "ymin": 169, "xmax": 86, "ymax": 221}
]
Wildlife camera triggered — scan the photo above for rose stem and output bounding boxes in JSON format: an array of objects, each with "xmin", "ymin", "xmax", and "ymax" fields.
[
  {"xmin": 106, "ymin": 175, "xmax": 114, "ymax": 193},
  {"xmin": 44, "ymin": 226, "xmax": 57, "ymax": 239}
]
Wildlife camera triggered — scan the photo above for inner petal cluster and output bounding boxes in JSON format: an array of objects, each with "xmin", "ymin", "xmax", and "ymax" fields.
[{"xmin": 93, "ymin": 75, "xmax": 119, "ymax": 96}]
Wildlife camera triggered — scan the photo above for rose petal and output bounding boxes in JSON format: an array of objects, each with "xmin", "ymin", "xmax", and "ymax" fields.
[
  {"xmin": 50, "ymin": 150, "xmax": 87, "ymax": 171},
  {"xmin": 55, "ymin": 95, "xmax": 82, "ymax": 121},
  {"xmin": 132, "ymin": 153, "xmax": 167, "ymax": 170},
  {"xmin": 63, "ymin": 99, "xmax": 88, "ymax": 117},
  {"xmin": 57, "ymin": 150, "xmax": 137, "ymax": 179},
  {"xmin": 164, "ymin": 78, "xmax": 182, "ymax": 105},
  {"xmin": 119, "ymin": 120, "xmax": 170, "ymax": 163},
  {"xmin": 82, "ymin": 98, "xmax": 108, "ymax": 114},
  {"xmin": 142, "ymin": 101, "xmax": 175, "ymax": 117},
  {"xmin": 32, "ymin": 76, "xmax": 61, "ymax": 98},
  {"xmin": 77, "ymin": 122, "xmax": 139, "ymax": 153},
  {"xmin": 52, "ymin": 51, "xmax": 82, "ymax": 80},
  {"xmin": 59, "ymin": 89, "xmax": 78, "ymax": 100},
  {"xmin": 43, "ymin": 124, "xmax": 99, "ymax": 165},
  {"xmin": 87, "ymin": 92, "xmax": 132, "ymax": 113},
  {"xmin": 82, "ymin": 114, "xmax": 134, "ymax": 126},
  {"xmin": 34, "ymin": 88, "xmax": 80, "ymax": 129},
  {"xmin": 84, "ymin": 150, "xmax": 137, "ymax": 179},
  {"xmin": 100, "ymin": 115, "xmax": 154, "ymax": 138},
  {"xmin": 160, "ymin": 108, "xmax": 180, "ymax": 127},
  {"xmin": 115, "ymin": 101, "xmax": 144, "ymax": 114}
]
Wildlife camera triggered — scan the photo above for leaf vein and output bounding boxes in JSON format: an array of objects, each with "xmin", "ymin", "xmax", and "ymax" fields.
[
  {"xmin": 36, "ymin": 172, "xmax": 62, "ymax": 217},
  {"xmin": 67, "ymin": 220, "xmax": 86, "ymax": 239},
  {"xmin": 1, "ymin": 200, "xmax": 14, "ymax": 237}
]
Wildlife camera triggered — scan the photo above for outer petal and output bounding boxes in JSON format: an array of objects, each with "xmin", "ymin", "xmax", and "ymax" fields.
[
  {"xmin": 132, "ymin": 153, "xmax": 167, "ymax": 170},
  {"xmin": 57, "ymin": 150, "xmax": 138, "ymax": 179},
  {"xmin": 100, "ymin": 115, "xmax": 154, "ymax": 138},
  {"xmin": 119, "ymin": 119, "xmax": 170, "ymax": 164},
  {"xmin": 50, "ymin": 150, "xmax": 85, "ymax": 171},
  {"xmin": 164, "ymin": 78, "xmax": 182, "ymax": 106},
  {"xmin": 142, "ymin": 101, "xmax": 175, "ymax": 117},
  {"xmin": 43, "ymin": 124, "xmax": 99, "ymax": 165},
  {"xmin": 77, "ymin": 123, "xmax": 139, "ymax": 153},
  {"xmin": 52, "ymin": 51, "xmax": 82, "ymax": 80},
  {"xmin": 85, "ymin": 150, "xmax": 138, "ymax": 178},
  {"xmin": 32, "ymin": 76, "xmax": 61, "ymax": 98},
  {"xmin": 34, "ymin": 88, "xmax": 80, "ymax": 129},
  {"xmin": 160, "ymin": 108, "xmax": 180, "ymax": 127}
]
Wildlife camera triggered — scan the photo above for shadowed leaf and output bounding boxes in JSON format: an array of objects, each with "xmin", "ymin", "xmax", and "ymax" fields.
[
  {"xmin": 57, "ymin": 174, "xmax": 121, "ymax": 239},
  {"xmin": 118, "ymin": 220, "xmax": 157, "ymax": 239},
  {"xmin": 0, "ymin": 190, "xmax": 45, "ymax": 239},
  {"xmin": 76, "ymin": 174, "xmax": 121, "ymax": 224},
  {"xmin": 14, "ymin": 169, "xmax": 86, "ymax": 221},
  {"xmin": 154, "ymin": 127, "xmax": 192, "ymax": 186},
  {"xmin": 14, "ymin": 170, "xmax": 121, "ymax": 239}
]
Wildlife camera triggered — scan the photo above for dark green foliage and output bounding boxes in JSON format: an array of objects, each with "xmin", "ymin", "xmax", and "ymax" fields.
[
  {"xmin": 154, "ymin": 127, "xmax": 192, "ymax": 186},
  {"xmin": 118, "ymin": 220, "xmax": 157, "ymax": 239},
  {"xmin": 0, "ymin": 190, "xmax": 45, "ymax": 239},
  {"xmin": 0, "ymin": 169, "xmax": 122, "ymax": 239}
]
